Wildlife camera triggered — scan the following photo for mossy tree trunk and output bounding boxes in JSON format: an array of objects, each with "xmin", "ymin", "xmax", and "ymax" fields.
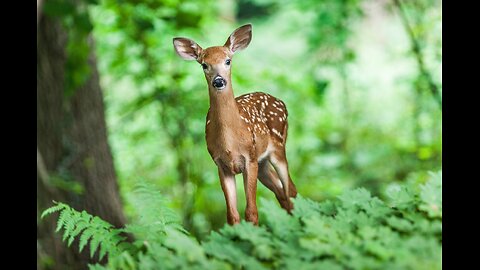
[{"xmin": 37, "ymin": 13, "xmax": 126, "ymax": 270}]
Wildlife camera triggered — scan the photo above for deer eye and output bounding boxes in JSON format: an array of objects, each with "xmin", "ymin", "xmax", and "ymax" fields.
[
  {"xmin": 201, "ymin": 63, "xmax": 208, "ymax": 69},
  {"xmin": 225, "ymin": 59, "xmax": 231, "ymax": 65}
]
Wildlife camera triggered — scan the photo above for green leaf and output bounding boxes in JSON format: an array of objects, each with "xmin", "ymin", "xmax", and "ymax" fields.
[
  {"xmin": 292, "ymin": 195, "xmax": 321, "ymax": 218},
  {"xmin": 338, "ymin": 188, "xmax": 372, "ymax": 209},
  {"xmin": 79, "ymin": 228, "xmax": 95, "ymax": 252},
  {"xmin": 89, "ymin": 233, "xmax": 102, "ymax": 258},
  {"xmin": 385, "ymin": 184, "xmax": 416, "ymax": 209},
  {"xmin": 41, "ymin": 202, "xmax": 66, "ymax": 219},
  {"xmin": 56, "ymin": 209, "xmax": 70, "ymax": 232},
  {"xmin": 419, "ymin": 171, "xmax": 442, "ymax": 218}
]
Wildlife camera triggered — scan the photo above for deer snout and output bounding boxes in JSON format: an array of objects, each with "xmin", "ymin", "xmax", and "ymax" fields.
[{"xmin": 212, "ymin": 75, "xmax": 226, "ymax": 90}]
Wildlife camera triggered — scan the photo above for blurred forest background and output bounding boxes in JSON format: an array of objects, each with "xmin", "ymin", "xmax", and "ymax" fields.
[{"xmin": 37, "ymin": 0, "xmax": 441, "ymax": 268}]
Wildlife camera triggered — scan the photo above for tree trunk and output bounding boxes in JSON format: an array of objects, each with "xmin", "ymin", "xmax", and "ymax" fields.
[{"xmin": 37, "ymin": 13, "xmax": 126, "ymax": 270}]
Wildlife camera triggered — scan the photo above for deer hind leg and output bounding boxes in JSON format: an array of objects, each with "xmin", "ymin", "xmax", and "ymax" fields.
[
  {"xmin": 258, "ymin": 160, "xmax": 291, "ymax": 211},
  {"xmin": 269, "ymin": 149, "xmax": 297, "ymax": 212}
]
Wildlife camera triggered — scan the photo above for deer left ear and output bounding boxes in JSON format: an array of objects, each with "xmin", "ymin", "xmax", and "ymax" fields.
[{"xmin": 224, "ymin": 24, "xmax": 252, "ymax": 54}]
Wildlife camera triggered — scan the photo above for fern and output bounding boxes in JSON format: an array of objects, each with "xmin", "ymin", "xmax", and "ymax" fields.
[
  {"xmin": 42, "ymin": 202, "xmax": 130, "ymax": 261},
  {"xmin": 123, "ymin": 182, "xmax": 187, "ymax": 246},
  {"xmin": 40, "ymin": 201, "xmax": 67, "ymax": 219}
]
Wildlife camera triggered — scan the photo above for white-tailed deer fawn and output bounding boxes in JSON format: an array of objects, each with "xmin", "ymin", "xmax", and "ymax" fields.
[{"xmin": 173, "ymin": 24, "xmax": 297, "ymax": 225}]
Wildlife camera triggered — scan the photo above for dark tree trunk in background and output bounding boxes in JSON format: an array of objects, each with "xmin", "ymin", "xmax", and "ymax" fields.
[{"xmin": 37, "ymin": 13, "xmax": 126, "ymax": 270}]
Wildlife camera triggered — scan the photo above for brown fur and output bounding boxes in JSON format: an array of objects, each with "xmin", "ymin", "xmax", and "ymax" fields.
[{"xmin": 174, "ymin": 24, "xmax": 297, "ymax": 226}]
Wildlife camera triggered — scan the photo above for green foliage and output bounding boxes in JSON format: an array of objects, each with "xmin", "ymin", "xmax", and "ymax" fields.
[
  {"xmin": 39, "ymin": 0, "xmax": 442, "ymax": 267},
  {"xmin": 89, "ymin": 0, "xmax": 441, "ymax": 237},
  {"xmin": 41, "ymin": 202, "xmax": 129, "ymax": 261},
  {"xmin": 42, "ymin": 172, "xmax": 441, "ymax": 269}
]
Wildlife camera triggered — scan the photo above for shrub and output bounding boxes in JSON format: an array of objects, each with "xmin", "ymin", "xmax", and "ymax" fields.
[{"xmin": 42, "ymin": 171, "xmax": 442, "ymax": 269}]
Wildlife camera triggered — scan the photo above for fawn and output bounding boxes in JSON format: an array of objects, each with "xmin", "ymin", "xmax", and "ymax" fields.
[{"xmin": 173, "ymin": 24, "xmax": 297, "ymax": 225}]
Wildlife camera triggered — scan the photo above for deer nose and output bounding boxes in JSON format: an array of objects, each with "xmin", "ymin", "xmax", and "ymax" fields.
[{"xmin": 212, "ymin": 76, "xmax": 226, "ymax": 89}]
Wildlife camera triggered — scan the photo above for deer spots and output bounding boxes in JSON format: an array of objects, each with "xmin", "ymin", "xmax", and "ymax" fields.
[
  {"xmin": 240, "ymin": 116, "xmax": 250, "ymax": 124},
  {"xmin": 271, "ymin": 128, "xmax": 283, "ymax": 139},
  {"xmin": 235, "ymin": 91, "xmax": 288, "ymax": 141}
]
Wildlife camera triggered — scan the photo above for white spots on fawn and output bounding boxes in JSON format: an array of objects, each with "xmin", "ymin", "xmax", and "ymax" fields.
[
  {"xmin": 235, "ymin": 92, "xmax": 289, "ymax": 142},
  {"xmin": 272, "ymin": 128, "xmax": 283, "ymax": 139}
]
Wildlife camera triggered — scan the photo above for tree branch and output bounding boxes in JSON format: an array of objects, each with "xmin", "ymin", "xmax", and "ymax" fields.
[
  {"xmin": 392, "ymin": 0, "xmax": 442, "ymax": 109},
  {"xmin": 37, "ymin": 0, "xmax": 44, "ymax": 24},
  {"xmin": 37, "ymin": 147, "xmax": 54, "ymax": 193}
]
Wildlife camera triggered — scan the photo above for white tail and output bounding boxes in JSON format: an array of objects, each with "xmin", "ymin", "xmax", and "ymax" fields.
[{"xmin": 173, "ymin": 24, "xmax": 297, "ymax": 225}]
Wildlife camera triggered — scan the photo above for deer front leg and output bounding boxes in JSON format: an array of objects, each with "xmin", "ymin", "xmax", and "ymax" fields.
[
  {"xmin": 243, "ymin": 159, "xmax": 259, "ymax": 225},
  {"xmin": 218, "ymin": 166, "xmax": 240, "ymax": 225}
]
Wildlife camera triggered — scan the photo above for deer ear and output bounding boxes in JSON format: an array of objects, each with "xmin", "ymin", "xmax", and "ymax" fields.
[
  {"xmin": 173, "ymin": 37, "xmax": 203, "ymax": 61},
  {"xmin": 224, "ymin": 24, "xmax": 252, "ymax": 54}
]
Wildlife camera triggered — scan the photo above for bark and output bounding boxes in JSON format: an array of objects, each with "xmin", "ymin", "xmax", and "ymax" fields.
[{"xmin": 37, "ymin": 13, "xmax": 126, "ymax": 270}]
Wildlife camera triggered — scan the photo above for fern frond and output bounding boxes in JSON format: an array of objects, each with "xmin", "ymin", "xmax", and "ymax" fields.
[
  {"xmin": 67, "ymin": 211, "xmax": 92, "ymax": 246},
  {"xmin": 42, "ymin": 201, "xmax": 131, "ymax": 262},
  {"xmin": 63, "ymin": 210, "xmax": 79, "ymax": 242},
  {"xmin": 99, "ymin": 241, "xmax": 109, "ymax": 261},
  {"xmin": 40, "ymin": 201, "xmax": 67, "ymax": 219},
  {"xmin": 128, "ymin": 181, "xmax": 183, "ymax": 232},
  {"xmin": 79, "ymin": 227, "xmax": 96, "ymax": 252},
  {"xmin": 56, "ymin": 208, "xmax": 71, "ymax": 233},
  {"xmin": 89, "ymin": 231, "xmax": 104, "ymax": 258}
]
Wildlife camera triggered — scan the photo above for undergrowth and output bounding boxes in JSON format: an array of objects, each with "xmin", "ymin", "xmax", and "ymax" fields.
[{"xmin": 42, "ymin": 171, "xmax": 442, "ymax": 270}]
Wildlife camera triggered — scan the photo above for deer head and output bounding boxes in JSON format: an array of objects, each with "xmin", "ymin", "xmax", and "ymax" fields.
[{"xmin": 173, "ymin": 24, "xmax": 252, "ymax": 91}]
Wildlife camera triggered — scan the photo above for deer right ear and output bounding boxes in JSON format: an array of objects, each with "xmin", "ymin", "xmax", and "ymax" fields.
[{"xmin": 173, "ymin": 37, "xmax": 203, "ymax": 62}]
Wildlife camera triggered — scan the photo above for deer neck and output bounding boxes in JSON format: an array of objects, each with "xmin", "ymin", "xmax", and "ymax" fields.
[{"xmin": 208, "ymin": 84, "xmax": 241, "ymax": 129}]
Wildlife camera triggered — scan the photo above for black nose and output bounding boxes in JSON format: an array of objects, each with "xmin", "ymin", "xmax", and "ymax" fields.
[{"xmin": 212, "ymin": 76, "xmax": 226, "ymax": 89}]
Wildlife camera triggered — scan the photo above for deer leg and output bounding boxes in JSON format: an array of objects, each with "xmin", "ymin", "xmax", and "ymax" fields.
[
  {"xmin": 258, "ymin": 160, "xmax": 291, "ymax": 210},
  {"xmin": 269, "ymin": 150, "xmax": 296, "ymax": 212},
  {"xmin": 217, "ymin": 166, "xmax": 240, "ymax": 225},
  {"xmin": 243, "ymin": 159, "xmax": 259, "ymax": 225}
]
